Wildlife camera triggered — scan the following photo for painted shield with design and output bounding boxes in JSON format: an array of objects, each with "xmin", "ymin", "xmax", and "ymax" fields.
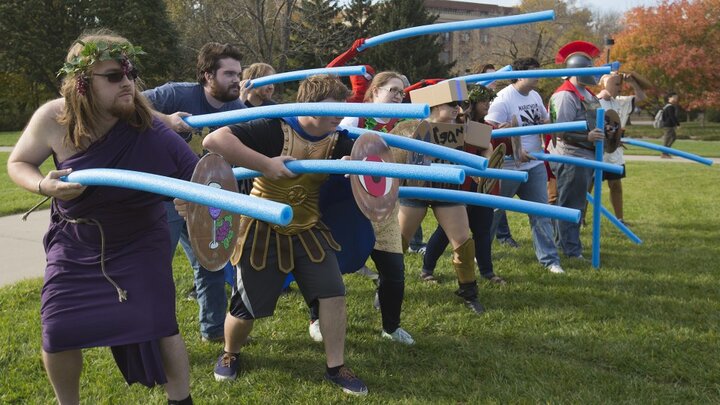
[
  {"xmin": 603, "ymin": 109, "xmax": 623, "ymax": 154},
  {"xmin": 187, "ymin": 153, "xmax": 241, "ymax": 271},
  {"xmin": 350, "ymin": 133, "xmax": 400, "ymax": 222}
]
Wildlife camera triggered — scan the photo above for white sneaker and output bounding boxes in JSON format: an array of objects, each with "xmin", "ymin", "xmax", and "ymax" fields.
[
  {"xmin": 381, "ymin": 327, "xmax": 415, "ymax": 345},
  {"xmin": 309, "ymin": 319, "xmax": 323, "ymax": 342},
  {"xmin": 547, "ymin": 264, "xmax": 565, "ymax": 274}
]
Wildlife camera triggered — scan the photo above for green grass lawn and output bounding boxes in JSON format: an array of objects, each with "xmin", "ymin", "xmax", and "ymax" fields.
[
  {"xmin": 1, "ymin": 160, "xmax": 719, "ymax": 402},
  {"xmin": 0, "ymin": 153, "xmax": 55, "ymax": 216},
  {"xmin": 0, "ymin": 131, "xmax": 22, "ymax": 147},
  {"xmin": 624, "ymin": 121, "xmax": 720, "ymax": 141}
]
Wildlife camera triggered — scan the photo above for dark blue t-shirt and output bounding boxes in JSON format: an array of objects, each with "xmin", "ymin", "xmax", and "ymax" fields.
[{"xmin": 143, "ymin": 82, "xmax": 246, "ymax": 140}]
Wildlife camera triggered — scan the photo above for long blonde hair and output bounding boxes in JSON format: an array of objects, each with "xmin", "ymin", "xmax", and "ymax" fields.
[{"xmin": 57, "ymin": 31, "xmax": 154, "ymax": 150}]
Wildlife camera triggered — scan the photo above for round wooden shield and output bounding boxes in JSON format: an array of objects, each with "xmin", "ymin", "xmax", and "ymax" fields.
[
  {"xmin": 477, "ymin": 143, "xmax": 506, "ymax": 194},
  {"xmin": 187, "ymin": 153, "xmax": 241, "ymax": 271},
  {"xmin": 350, "ymin": 133, "xmax": 400, "ymax": 222},
  {"xmin": 603, "ymin": 109, "xmax": 623, "ymax": 154}
]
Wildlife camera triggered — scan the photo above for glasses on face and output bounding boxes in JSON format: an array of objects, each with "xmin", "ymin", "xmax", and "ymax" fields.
[
  {"xmin": 445, "ymin": 100, "xmax": 470, "ymax": 109},
  {"xmin": 379, "ymin": 87, "xmax": 406, "ymax": 98},
  {"xmin": 93, "ymin": 68, "xmax": 139, "ymax": 83}
]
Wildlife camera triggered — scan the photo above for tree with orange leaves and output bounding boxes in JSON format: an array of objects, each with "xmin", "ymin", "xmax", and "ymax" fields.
[{"xmin": 611, "ymin": 0, "xmax": 720, "ymax": 113}]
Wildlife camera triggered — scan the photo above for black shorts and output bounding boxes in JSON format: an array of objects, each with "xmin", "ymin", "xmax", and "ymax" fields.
[
  {"xmin": 602, "ymin": 164, "xmax": 626, "ymax": 181},
  {"xmin": 399, "ymin": 198, "xmax": 463, "ymax": 208},
  {"xmin": 229, "ymin": 225, "xmax": 346, "ymax": 320}
]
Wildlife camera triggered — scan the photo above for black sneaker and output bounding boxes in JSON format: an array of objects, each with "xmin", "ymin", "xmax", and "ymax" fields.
[
  {"xmin": 214, "ymin": 352, "xmax": 239, "ymax": 381},
  {"xmin": 324, "ymin": 366, "xmax": 368, "ymax": 396},
  {"xmin": 463, "ymin": 299, "xmax": 485, "ymax": 315},
  {"xmin": 498, "ymin": 237, "xmax": 519, "ymax": 248},
  {"xmin": 420, "ymin": 271, "xmax": 437, "ymax": 282}
]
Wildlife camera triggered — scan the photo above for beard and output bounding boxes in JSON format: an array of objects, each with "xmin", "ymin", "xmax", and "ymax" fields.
[
  {"xmin": 210, "ymin": 81, "xmax": 240, "ymax": 102},
  {"xmin": 109, "ymin": 94, "xmax": 137, "ymax": 121}
]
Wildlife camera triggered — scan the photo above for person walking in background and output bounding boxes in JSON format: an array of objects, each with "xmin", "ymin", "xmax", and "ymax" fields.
[{"xmin": 660, "ymin": 92, "xmax": 680, "ymax": 158}]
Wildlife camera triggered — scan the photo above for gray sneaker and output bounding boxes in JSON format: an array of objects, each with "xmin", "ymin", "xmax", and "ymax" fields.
[
  {"xmin": 547, "ymin": 264, "xmax": 565, "ymax": 274},
  {"xmin": 381, "ymin": 327, "xmax": 415, "ymax": 345}
]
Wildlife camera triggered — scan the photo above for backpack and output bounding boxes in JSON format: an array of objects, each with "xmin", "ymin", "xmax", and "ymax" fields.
[{"xmin": 653, "ymin": 104, "xmax": 670, "ymax": 129}]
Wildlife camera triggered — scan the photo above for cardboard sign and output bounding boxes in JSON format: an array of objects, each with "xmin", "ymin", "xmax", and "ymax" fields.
[
  {"xmin": 465, "ymin": 120, "xmax": 492, "ymax": 150},
  {"xmin": 409, "ymin": 80, "xmax": 468, "ymax": 107}
]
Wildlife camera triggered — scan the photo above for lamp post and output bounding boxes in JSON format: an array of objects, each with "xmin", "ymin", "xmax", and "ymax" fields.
[{"xmin": 604, "ymin": 36, "xmax": 615, "ymax": 64}]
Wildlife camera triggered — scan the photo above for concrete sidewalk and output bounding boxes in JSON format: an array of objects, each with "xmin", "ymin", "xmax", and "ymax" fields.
[{"xmin": 0, "ymin": 210, "xmax": 48, "ymax": 287}]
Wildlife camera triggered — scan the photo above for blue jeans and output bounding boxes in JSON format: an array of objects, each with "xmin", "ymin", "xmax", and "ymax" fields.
[
  {"xmin": 409, "ymin": 225, "xmax": 425, "ymax": 250},
  {"xmin": 166, "ymin": 201, "xmax": 227, "ymax": 339},
  {"xmin": 548, "ymin": 162, "xmax": 594, "ymax": 257},
  {"xmin": 494, "ymin": 211, "xmax": 512, "ymax": 241},
  {"xmin": 491, "ymin": 164, "xmax": 560, "ymax": 267}
]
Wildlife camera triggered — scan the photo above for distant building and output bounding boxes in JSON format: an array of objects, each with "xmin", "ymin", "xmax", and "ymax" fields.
[{"xmin": 424, "ymin": 0, "xmax": 515, "ymax": 74}]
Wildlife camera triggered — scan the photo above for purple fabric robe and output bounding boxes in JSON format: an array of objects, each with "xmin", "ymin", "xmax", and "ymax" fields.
[{"xmin": 41, "ymin": 118, "xmax": 198, "ymax": 385}]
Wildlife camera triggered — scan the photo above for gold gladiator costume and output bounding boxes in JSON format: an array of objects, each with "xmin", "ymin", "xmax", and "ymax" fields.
[{"xmin": 232, "ymin": 122, "xmax": 341, "ymax": 272}]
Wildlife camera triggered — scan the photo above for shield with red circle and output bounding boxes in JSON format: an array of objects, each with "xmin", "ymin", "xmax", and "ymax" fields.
[
  {"xmin": 187, "ymin": 153, "xmax": 241, "ymax": 271},
  {"xmin": 350, "ymin": 132, "xmax": 399, "ymax": 222}
]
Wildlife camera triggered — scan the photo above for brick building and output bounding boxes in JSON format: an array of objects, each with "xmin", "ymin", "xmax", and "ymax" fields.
[{"xmin": 424, "ymin": 0, "xmax": 516, "ymax": 74}]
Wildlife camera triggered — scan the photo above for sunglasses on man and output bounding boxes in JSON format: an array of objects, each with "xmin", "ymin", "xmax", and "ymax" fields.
[{"xmin": 93, "ymin": 68, "xmax": 139, "ymax": 83}]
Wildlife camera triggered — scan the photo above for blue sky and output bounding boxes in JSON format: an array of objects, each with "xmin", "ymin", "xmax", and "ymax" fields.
[{"xmin": 489, "ymin": 0, "xmax": 663, "ymax": 14}]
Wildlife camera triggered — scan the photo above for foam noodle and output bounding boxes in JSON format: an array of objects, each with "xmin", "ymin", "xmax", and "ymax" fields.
[
  {"xmin": 232, "ymin": 160, "xmax": 465, "ymax": 184},
  {"xmin": 250, "ymin": 66, "xmax": 366, "ymax": 88},
  {"xmin": 184, "ymin": 103, "xmax": 429, "ymax": 128},
  {"xmin": 457, "ymin": 66, "xmax": 611, "ymax": 83},
  {"xmin": 64, "ymin": 168, "xmax": 293, "ymax": 226},
  {"xmin": 491, "ymin": 121, "xmax": 587, "ymax": 139},
  {"xmin": 476, "ymin": 65, "xmax": 512, "ymax": 87},
  {"xmin": 358, "ymin": 10, "xmax": 555, "ymax": 51},
  {"xmin": 339, "ymin": 125, "xmax": 488, "ymax": 170},
  {"xmin": 432, "ymin": 163, "xmax": 528, "ymax": 182},
  {"xmin": 621, "ymin": 138, "xmax": 714, "ymax": 166},
  {"xmin": 528, "ymin": 152, "xmax": 624, "ymax": 175},
  {"xmin": 592, "ymin": 109, "xmax": 605, "ymax": 269},
  {"xmin": 398, "ymin": 186, "xmax": 580, "ymax": 223},
  {"xmin": 586, "ymin": 192, "xmax": 642, "ymax": 245}
]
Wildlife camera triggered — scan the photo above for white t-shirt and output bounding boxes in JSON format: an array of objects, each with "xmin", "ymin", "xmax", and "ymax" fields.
[
  {"xmin": 599, "ymin": 95, "xmax": 635, "ymax": 165},
  {"xmin": 485, "ymin": 84, "xmax": 549, "ymax": 171}
]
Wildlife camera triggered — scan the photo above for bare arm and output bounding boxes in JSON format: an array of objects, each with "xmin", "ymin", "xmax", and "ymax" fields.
[
  {"xmin": 625, "ymin": 74, "xmax": 646, "ymax": 103},
  {"xmin": 202, "ymin": 126, "xmax": 295, "ymax": 180},
  {"xmin": 151, "ymin": 110, "xmax": 192, "ymax": 134},
  {"xmin": 7, "ymin": 99, "xmax": 85, "ymax": 200}
]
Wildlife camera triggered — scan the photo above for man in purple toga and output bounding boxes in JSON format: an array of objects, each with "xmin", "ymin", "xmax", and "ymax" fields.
[{"xmin": 7, "ymin": 31, "xmax": 196, "ymax": 404}]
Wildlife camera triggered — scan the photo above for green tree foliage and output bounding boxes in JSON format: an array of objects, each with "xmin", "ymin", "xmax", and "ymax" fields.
[
  {"xmin": 344, "ymin": 0, "xmax": 375, "ymax": 39},
  {"xmin": 289, "ymin": 0, "xmax": 351, "ymax": 69},
  {"xmin": 362, "ymin": 0, "xmax": 453, "ymax": 83},
  {"xmin": 612, "ymin": 0, "xmax": 720, "ymax": 112},
  {"xmin": 0, "ymin": 0, "xmax": 180, "ymax": 129}
]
